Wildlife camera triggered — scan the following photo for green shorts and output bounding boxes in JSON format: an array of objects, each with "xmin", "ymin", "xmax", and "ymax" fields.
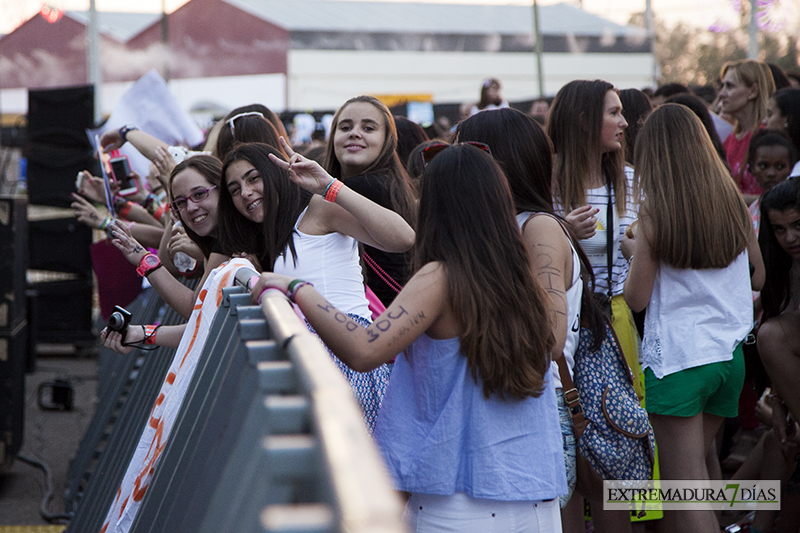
[{"xmin": 644, "ymin": 343, "xmax": 744, "ymax": 418}]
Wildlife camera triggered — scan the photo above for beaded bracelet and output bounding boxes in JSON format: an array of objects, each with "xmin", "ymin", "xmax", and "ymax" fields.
[
  {"xmin": 287, "ymin": 279, "xmax": 314, "ymax": 302},
  {"xmin": 324, "ymin": 180, "xmax": 343, "ymax": 202}
]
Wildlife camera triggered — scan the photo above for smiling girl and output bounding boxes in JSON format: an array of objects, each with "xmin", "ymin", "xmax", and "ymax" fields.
[
  {"xmin": 217, "ymin": 140, "xmax": 415, "ymax": 430},
  {"xmin": 324, "ymin": 96, "xmax": 417, "ymax": 307}
]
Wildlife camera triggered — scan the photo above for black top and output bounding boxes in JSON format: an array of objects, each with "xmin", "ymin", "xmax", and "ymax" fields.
[{"xmin": 345, "ymin": 172, "xmax": 411, "ymax": 307}]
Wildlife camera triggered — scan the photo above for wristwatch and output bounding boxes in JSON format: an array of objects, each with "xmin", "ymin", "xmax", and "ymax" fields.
[
  {"xmin": 136, "ymin": 253, "xmax": 162, "ymax": 277},
  {"xmin": 119, "ymin": 124, "xmax": 138, "ymax": 143}
]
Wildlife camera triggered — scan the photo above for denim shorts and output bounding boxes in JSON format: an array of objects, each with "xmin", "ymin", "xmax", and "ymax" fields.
[{"xmin": 555, "ymin": 388, "xmax": 577, "ymax": 508}]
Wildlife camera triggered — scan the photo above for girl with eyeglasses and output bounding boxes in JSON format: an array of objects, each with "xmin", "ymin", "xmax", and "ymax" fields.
[
  {"xmin": 218, "ymin": 140, "xmax": 414, "ymax": 431},
  {"xmin": 624, "ymin": 104, "xmax": 764, "ymax": 532},
  {"xmin": 250, "ymin": 143, "xmax": 565, "ymax": 532},
  {"xmin": 101, "ymin": 155, "xmax": 229, "ymax": 351},
  {"xmin": 324, "ymin": 95, "xmax": 417, "ymax": 307}
]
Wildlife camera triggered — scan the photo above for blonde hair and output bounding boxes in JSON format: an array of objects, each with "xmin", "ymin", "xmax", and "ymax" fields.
[
  {"xmin": 720, "ymin": 59, "xmax": 776, "ymax": 134},
  {"xmin": 633, "ymin": 104, "xmax": 751, "ymax": 269}
]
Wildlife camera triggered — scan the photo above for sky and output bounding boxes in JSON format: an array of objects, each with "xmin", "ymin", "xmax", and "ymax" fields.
[{"xmin": 0, "ymin": 0, "xmax": 790, "ymax": 36}]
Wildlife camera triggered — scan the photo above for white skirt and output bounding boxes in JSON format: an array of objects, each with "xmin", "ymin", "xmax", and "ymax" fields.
[{"xmin": 404, "ymin": 492, "xmax": 562, "ymax": 533}]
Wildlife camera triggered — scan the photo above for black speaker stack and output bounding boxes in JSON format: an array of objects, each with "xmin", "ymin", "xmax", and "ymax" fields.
[
  {"xmin": 0, "ymin": 196, "xmax": 28, "ymax": 468},
  {"xmin": 24, "ymin": 85, "xmax": 97, "ymax": 352}
]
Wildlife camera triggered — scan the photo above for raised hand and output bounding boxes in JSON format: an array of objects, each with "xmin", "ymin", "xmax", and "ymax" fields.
[
  {"xmin": 108, "ymin": 219, "xmax": 148, "ymax": 265},
  {"xmin": 268, "ymin": 136, "xmax": 335, "ymax": 195},
  {"xmin": 153, "ymin": 146, "xmax": 177, "ymax": 183},
  {"xmin": 71, "ymin": 193, "xmax": 108, "ymax": 229}
]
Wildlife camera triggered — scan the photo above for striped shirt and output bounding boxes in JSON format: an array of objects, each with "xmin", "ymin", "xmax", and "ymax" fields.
[{"xmin": 557, "ymin": 167, "xmax": 638, "ymax": 296}]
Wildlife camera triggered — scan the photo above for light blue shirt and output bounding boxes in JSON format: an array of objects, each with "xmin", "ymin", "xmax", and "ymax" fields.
[{"xmin": 374, "ymin": 334, "xmax": 567, "ymax": 501}]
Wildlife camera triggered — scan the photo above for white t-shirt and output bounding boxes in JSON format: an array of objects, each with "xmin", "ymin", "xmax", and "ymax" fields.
[{"xmin": 641, "ymin": 251, "xmax": 754, "ymax": 379}]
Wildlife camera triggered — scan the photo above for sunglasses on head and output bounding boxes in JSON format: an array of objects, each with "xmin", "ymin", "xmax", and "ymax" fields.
[
  {"xmin": 420, "ymin": 142, "xmax": 491, "ymax": 169},
  {"xmin": 169, "ymin": 186, "xmax": 217, "ymax": 213},
  {"xmin": 227, "ymin": 111, "xmax": 264, "ymax": 135}
]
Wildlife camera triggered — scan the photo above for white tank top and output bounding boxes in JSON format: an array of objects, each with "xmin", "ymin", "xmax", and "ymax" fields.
[
  {"xmin": 272, "ymin": 208, "xmax": 371, "ymax": 319},
  {"xmin": 517, "ymin": 212, "xmax": 583, "ymax": 389},
  {"xmin": 641, "ymin": 251, "xmax": 753, "ymax": 379}
]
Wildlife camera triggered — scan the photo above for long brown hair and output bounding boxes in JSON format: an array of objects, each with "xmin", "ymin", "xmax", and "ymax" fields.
[
  {"xmin": 324, "ymin": 95, "xmax": 417, "ymax": 226},
  {"xmin": 634, "ymin": 104, "xmax": 750, "ymax": 269},
  {"xmin": 218, "ymin": 143, "xmax": 313, "ymax": 270},
  {"xmin": 415, "ymin": 144, "xmax": 554, "ymax": 400},
  {"xmin": 548, "ymin": 80, "xmax": 628, "ymax": 215}
]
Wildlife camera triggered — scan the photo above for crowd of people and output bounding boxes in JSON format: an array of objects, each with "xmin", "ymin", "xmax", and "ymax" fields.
[{"xmin": 70, "ymin": 60, "xmax": 800, "ymax": 533}]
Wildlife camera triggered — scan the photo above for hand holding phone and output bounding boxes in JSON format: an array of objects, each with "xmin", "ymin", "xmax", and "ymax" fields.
[{"xmin": 110, "ymin": 155, "xmax": 139, "ymax": 197}]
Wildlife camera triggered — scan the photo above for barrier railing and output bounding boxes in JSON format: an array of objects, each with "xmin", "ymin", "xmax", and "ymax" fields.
[{"xmin": 66, "ymin": 268, "xmax": 406, "ymax": 533}]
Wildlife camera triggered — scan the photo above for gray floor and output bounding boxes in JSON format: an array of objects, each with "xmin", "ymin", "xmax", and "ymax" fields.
[{"xmin": 0, "ymin": 354, "xmax": 98, "ymax": 526}]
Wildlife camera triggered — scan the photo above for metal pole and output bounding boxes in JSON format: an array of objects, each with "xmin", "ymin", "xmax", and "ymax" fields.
[
  {"xmin": 532, "ymin": 0, "xmax": 545, "ymax": 98},
  {"xmin": 161, "ymin": 0, "xmax": 170, "ymax": 81},
  {"xmin": 748, "ymin": 0, "xmax": 758, "ymax": 59},
  {"xmin": 645, "ymin": 0, "xmax": 657, "ymax": 85},
  {"xmin": 87, "ymin": 0, "xmax": 102, "ymax": 123}
]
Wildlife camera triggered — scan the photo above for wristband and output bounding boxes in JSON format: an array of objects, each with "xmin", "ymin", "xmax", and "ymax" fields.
[
  {"xmin": 323, "ymin": 179, "xmax": 343, "ymax": 203},
  {"xmin": 143, "ymin": 324, "xmax": 159, "ymax": 345},
  {"xmin": 152, "ymin": 204, "xmax": 166, "ymax": 221},
  {"xmin": 287, "ymin": 279, "xmax": 314, "ymax": 302},
  {"xmin": 119, "ymin": 124, "xmax": 138, "ymax": 143},
  {"xmin": 143, "ymin": 193, "xmax": 158, "ymax": 209},
  {"xmin": 118, "ymin": 200, "xmax": 132, "ymax": 219},
  {"xmin": 322, "ymin": 178, "xmax": 336, "ymax": 198},
  {"xmin": 99, "ymin": 216, "xmax": 113, "ymax": 231}
]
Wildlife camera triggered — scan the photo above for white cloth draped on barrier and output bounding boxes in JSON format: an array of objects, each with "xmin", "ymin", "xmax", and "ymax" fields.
[{"xmin": 101, "ymin": 258, "xmax": 254, "ymax": 533}]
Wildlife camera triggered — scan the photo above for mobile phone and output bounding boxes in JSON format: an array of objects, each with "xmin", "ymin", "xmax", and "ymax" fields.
[
  {"xmin": 75, "ymin": 171, "xmax": 85, "ymax": 191},
  {"xmin": 110, "ymin": 155, "xmax": 138, "ymax": 197}
]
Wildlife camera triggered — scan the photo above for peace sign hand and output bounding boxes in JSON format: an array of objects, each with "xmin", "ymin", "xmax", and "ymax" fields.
[{"xmin": 268, "ymin": 136, "xmax": 335, "ymax": 196}]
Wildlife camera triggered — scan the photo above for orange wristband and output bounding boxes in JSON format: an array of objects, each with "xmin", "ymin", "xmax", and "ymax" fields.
[
  {"xmin": 324, "ymin": 179, "xmax": 343, "ymax": 202},
  {"xmin": 118, "ymin": 200, "xmax": 132, "ymax": 219}
]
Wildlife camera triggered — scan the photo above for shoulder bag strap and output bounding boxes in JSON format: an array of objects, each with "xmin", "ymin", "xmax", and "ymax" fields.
[{"xmin": 605, "ymin": 183, "xmax": 614, "ymax": 299}]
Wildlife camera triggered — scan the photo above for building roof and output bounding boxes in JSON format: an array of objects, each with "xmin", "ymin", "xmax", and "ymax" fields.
[
  {"xmin": 64, "ymin": 11, "xmax": 162, "ymax": 42},
  {"xmin": 224, "ymin": 0, "xmax": 645, "ymax": 37}
]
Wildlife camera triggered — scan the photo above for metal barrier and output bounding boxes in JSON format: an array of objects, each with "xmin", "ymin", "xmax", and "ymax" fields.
[{"xmin": 66, "ymin": 268, "xmax": 406, "ymax": 533}]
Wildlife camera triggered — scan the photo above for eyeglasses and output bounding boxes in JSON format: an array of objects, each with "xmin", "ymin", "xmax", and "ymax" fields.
[
  {"xmin": 227, "ymin": 111, "xmax": 264, "ymax": 135},
  {"xmin": 420, "ymin": 142, "xmax": 491, "ymax": 169},
  {"xmin": 170, "ymin": 186, "xmax": 217, "ymax": 212}
]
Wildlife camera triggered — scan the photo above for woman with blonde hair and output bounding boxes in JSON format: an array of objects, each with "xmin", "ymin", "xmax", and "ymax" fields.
[
  {"xmin": 625, "ymin": 104, "xmax": 764, "ymax": 532},
  {"xmin": 718, "ymin": 59, "xmax": 776, "ymax": 203}
]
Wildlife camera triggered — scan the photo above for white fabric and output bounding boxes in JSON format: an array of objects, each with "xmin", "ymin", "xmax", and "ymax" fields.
[
  {"xmin": 102, "ymin": 257, "xmax": 253, "ymax": 533},
  {"xmin": 641, "ymin": 251, "xmax": 754, "ymax": 379},
  {"xmin": 405, "ymin": 492, "xmax": 562, "ymax": 533},
  {"xmin": 516, "ymin": 212, "xmax": 582, "ymax": 389},
  {"xmin": 791, "ymin": 160, "xmax": 800, "ymax": 178},
  {"xmin": 272, "ymin": 207, "xmax": 371, "ymax": 319},
  {"xmin": 710, "ymin": 112, "xmax": 734, "ymax": 147}
]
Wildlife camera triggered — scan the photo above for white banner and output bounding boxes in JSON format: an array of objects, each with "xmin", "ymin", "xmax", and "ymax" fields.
[{"xmin": 604, "ymin": 480, "xmax": 780, "ymax": 512}]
